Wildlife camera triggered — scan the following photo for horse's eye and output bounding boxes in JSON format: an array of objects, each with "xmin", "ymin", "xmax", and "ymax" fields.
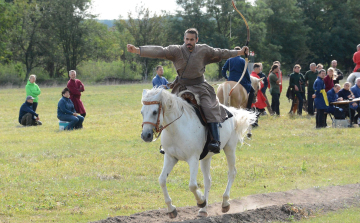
[{"xmin": 153, "ymin": 110, "xmax": 158, "ymax": 116}]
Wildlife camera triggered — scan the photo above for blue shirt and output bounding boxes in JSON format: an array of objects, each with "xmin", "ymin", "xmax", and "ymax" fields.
[
  {"xmin": 19, "ymin": 101, "xmax": 38, "ymax": 124},
  {"xmin": 350, "ymin": 85, "xmax": 360, "ymax": 110},
  {"xmin": 313, "ymin": 76, "xmax": 329, "ymax": 109},
  {"xmin": 326, "ymin": 88, "xmax": 338, "ymax": 113},
  {"xmin": 57, "ymin": 97, "xmax": 76, "ymax": 117},
  {"xmin": 152, "ymin": 75, "xmax": 169, "ymax": 89},
  {"xmin": 221, "ymin": 56, "xmax": 251, "ymax": 93}
]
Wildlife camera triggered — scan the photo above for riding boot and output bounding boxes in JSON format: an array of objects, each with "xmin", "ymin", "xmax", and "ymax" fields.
[
  {"xmin": 246, "ymin": 88, "xmax": 255, "ymax": 109},
  {"xmin": 208, "ymin": 122, "xmax": 221, "ymax": 154}
]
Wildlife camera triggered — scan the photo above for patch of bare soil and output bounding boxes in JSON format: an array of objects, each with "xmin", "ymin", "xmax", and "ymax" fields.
[{"xmin": 91, "ymin": 184, "xmax": 360, "ymax": 223}]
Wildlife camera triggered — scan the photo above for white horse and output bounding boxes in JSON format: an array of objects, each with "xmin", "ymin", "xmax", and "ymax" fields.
[{"xmin": 140, "ymin": 88, "xmax": 256, "ymax": 218}]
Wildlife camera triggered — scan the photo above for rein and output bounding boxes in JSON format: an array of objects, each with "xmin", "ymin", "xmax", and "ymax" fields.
[{"xmin": 142, "ymin": 100, "xmax": 184, "ymax": 141}]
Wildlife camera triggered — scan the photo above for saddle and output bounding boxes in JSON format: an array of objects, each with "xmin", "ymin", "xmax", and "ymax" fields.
[{"xmin": 178, "ymin": 90, "xmax": 233, "ymax": 160}]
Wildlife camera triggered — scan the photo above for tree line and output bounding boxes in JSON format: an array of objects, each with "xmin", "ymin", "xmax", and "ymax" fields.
[{"xmin": 1, "ymin": 0, "xmax": 360, "ymax": 85}]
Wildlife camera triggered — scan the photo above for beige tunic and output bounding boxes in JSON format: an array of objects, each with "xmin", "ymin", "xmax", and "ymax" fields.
[{"xmin": 140, "ymin": 44, "xmax": 238, "ymax": 123}]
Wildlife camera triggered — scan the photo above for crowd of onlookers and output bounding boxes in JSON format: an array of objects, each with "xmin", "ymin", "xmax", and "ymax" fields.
[{"xmin": 18, "ymin": 70, "xmax": 86, "ymax": 130}]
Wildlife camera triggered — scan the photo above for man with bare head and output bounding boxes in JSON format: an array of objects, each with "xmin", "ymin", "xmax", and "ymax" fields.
[
  {"xmin": 127, "ymin": 28, "xmax": 249, "ymax": 154},
  {"xmin": 330, "ymin": 60, "xmax": 343, "ymax": 85},
  {"xmin": 304, "ymin": 63, "xmax": 318, "ymax": 115}
]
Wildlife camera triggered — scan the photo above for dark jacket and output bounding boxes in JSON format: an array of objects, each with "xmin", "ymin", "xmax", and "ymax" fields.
[
  {"xmin": 258, "ymin": 72, "xmax": 268, "ymax": 94},
  {"xmin": 326, "ymin": 88, "xmax": 338, "ymax": 113},
  {"xmin": 221, "ymin": 56, "xmax": 251, "ymax": 93},
  {"xmin": 338, "ymin": 89, "xmax": 351, "ymax": 100},
  {"xmin": 19, "ymin": 101, "xmax": 38, "ymax": 124},
  {"xmin": 313, "ymin": 77, "xmax": 329, "ymax": 110},
  {"xmin": 57, "ymin": 97, "xmax": 76, "ymax": 117},
  {"xmin": 289, "ymin": 72, "xmax": 305, "ymax": 93},
  {"xmin": 304, "ymin": 70, "xmax": 318, "ymax": 92}
]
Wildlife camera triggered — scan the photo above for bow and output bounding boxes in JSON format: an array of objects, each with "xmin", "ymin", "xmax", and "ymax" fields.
[{"xmin": 229, "ymin": 0, "xmax": 250, "ymax": 96}]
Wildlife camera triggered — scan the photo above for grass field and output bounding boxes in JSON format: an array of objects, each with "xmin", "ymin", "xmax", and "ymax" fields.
[{"xmin": 0, "ymin": 80, "xmax": 359, "ymax": 222}]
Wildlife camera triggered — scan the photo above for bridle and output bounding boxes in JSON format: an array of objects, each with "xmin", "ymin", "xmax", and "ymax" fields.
[{"xmin": 142, "ymin": 100, "xmax": 184, "ymax": 141}]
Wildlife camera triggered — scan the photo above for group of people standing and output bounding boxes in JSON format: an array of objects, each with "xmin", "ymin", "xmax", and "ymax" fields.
[{"xmin": 18, "ymin": 70, "xmax": 86, "ymax": 130}]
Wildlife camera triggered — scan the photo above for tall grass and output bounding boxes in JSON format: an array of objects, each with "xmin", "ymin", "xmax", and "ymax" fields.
[{"xmin": 0, "ymin": 80, "xmax": 359, "ymax": 222}]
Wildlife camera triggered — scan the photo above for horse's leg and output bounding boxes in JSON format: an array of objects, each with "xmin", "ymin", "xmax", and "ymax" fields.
[
  {"xmin": 198, "ymin": 158, "xmax": 212, "ymax": 217},
  {"xmin": 188, "ymin": 157, "xmax": 206, "ymax": 209},
  {"xmin": 222, "ymin": 139, "xmax": 237, "ymax": 213},
  {"xmin": 159, "ymin": 154, "xmax": 178, "ymax": 218}
]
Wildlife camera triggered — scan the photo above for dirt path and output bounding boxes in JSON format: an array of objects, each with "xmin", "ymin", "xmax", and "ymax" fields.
[{"xmin": 92, "ymin": 184, "xmax": 360, "ymax": 223}]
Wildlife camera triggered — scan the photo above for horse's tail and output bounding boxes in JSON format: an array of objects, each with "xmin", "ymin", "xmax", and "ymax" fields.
[
  {"xmin": 222, "ymin": 83, "xmax": 231, "ymax": 107},
  {"xmin": 228, "ymin": 107, "xmax": 257, "ymax": 143}
]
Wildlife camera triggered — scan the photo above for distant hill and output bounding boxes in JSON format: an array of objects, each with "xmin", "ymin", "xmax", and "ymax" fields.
[{"xmin": 97, "ymin": 20, "xmax": 115, "ymax": 28}]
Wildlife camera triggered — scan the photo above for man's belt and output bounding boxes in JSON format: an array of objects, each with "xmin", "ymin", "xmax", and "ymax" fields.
[{"xmin": 178, "ymin": 76, "xmax": 205, "ymax": 86}]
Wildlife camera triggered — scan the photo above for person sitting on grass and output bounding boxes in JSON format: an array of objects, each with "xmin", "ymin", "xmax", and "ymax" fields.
[
  {"xmin": 57, "ymin": 88, "xmax": 84, "ymax": 130},
  {"xmin": 313, "ymin": 69, "xmax": 329, "ymax": 128},
  {"xmin": 19, "ymin": 96, "xmax": 42, "ymax": 126}
]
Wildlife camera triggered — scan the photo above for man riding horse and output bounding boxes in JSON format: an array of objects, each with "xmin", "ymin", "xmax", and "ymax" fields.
[{"xmin": 127, "ymin": 28, "xmax": 248, "ymax": 154}]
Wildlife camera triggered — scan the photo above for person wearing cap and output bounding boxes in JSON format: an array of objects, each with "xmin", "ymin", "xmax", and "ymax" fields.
[
  {"xmin": 57, "ymin": 87, "xmax": 84, "ymax": 130},
  {"xmin": 19, "ymin": 96, "xmax": 42, "ymax": 126}
]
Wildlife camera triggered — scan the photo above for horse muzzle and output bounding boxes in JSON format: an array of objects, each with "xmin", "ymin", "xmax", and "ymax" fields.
[{"xmin": 141, "ymin": 129, "xmax": 154, "ymax": 142}]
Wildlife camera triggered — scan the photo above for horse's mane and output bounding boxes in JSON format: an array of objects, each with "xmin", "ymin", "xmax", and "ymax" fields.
[{"xmin": 142, "ymin": 88, "xmax": 195, "ymax": 116}]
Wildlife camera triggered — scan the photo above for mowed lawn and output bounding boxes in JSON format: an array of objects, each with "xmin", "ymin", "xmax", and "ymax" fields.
[{"xmin": 0, "ymin": 81, "xmax": 359, "ymax": 222}]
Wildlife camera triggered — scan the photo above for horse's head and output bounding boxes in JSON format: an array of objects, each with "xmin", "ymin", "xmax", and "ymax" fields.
[
  {"xmin": 141, "ymin": 89, "xmax": 164, "ymax": 142},
  {"xmin": 250, "ymin": 76, "xmax": 265, "ymax": 103}
]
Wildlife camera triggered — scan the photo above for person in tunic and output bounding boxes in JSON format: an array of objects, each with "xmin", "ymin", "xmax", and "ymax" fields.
[
  {"xmin": 250, "ymin": 63, "xmax": 267, "ymax": 126},
  {"xmin": 313, "ymin": 69, "xmax": 329, "ymax": 128},
  {"xmin": 353, "ymin": 44, "xmax": 360, "ymax": 72},
  {"xmin": 267, "ymin": 61, "xmax": 283, "ymax": 94},
  {"xmin": 289, "ymin": 64, "xmax": 305, "ymax": 115},
  {"xmin": 269, "ymin": 64, "xmax": 281, "ymax": 116},
  {"xmin": 67, "ymin": 70, "xmax": 86, "ymax": 118},
  {"xmin": 57, "ymin": 88, "xmax": 84, "ymax": 130},
  {"xmin": 304, "ymin": 63, "xmax": 318, "ymax": 115},
  {"xmin": 323, "ymin": 68, "xmax": 335, "ymax": 92},
  {"xmin": 152, "ymin": 65, "xmax": 169, "ymax": 89},
  {"xmin": 338, "ymin": 82, "xmax": 356, "ymax": 123},
  {"xmin": 221, "ymin": 46, "xmax": 253, "ymax": 109},
  {"xmin": 127, "ymin": 28, "xmax": 248, "ymax": 154},
  {"xmin": 258, "ymin": 63, "xmax": 273, "ymax": 115},
  {"xmin": 25, "ymin": 74, "xmax": 41, "ymax": 112}
]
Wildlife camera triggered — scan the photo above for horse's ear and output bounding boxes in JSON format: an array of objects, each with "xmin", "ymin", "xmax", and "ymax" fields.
[{"xmin": 142, "ymin": 89, "xmax": 149, "ymax": 97}]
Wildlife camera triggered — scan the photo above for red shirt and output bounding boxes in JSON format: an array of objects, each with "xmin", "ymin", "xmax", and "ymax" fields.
[
  {"xmin": 323, "ymin": 75, "xmax": 334, "ymax": 92},
  {"xmin": 67, "ymin": 79, "xmax": 86, "ymax": 114},
  {"xmin": 251, "ymin": 72, "xmax": 267, "ymax": 109},
  {"xmin": 353, "ymin": 50, "xmax": 360, "ymax": 72}
]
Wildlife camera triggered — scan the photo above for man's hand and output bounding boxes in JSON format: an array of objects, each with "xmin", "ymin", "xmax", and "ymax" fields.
[
  {"xmin": 237, "ymin": 46, "xmax": 249, "ymax": 56},
  {"xmin": 337, "ymin": 97, "xmax": 343, "ymax": 101},
  {"xmin": 73, "ymin": 113, "xmax": 78, "ymax": 116},
  {"xmin": 312, "ymin": 94, "xmax": 316, "ymax": 99},
  {"xmin": 294, "ymin": 85, "xmax": 299, "ymax": 91},
  {"xmin": 36, "ymin": 116, "xmax": 39, "ymax": 121},
  {"xmin": 352, "ymin": 102, "xmax": 357, "ymax": 107},
  {"xmin": 127, "ymin": 44, "xmax": 140, "ymax": 54}
]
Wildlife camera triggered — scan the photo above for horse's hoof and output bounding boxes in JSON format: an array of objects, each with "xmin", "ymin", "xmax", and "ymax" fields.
[
  {"xmin": 197, "ymin": 200, "xmax": 207, "ymax": 208},
  {"xmin": 197, "ymin": 211, "xmax": 208, "ymax": 217},
  {"xmin": 168, "ymin": 208, "xmax": 178, "ymax": 219},
  {"xmin": 222, "ymin": 204, "xmax": 230, "ymax": 213},
  {"xmin": 247, "ymin": 133, "xmax": 252, "ymax": 138}
]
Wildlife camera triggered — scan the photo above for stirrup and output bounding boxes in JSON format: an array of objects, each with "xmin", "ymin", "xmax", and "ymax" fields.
[{"xmin": 208, "ymin": 141, "xmax": 220, "ymax": 154}]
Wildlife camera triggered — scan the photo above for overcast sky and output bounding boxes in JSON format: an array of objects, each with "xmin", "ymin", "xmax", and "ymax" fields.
[{"xmin": 91, "ymin": 0, "xmax": 255, "ymax": 20}]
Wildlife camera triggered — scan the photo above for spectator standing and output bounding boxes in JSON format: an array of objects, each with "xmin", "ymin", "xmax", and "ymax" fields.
[
  {"xmin": 304, "ymin": 63, "xmax": 318, "ymax": 115},
  {"xmin": 268, "ymin": 61, "xmax": 283, "ymax": 94},
  {"xmin": 330, "ymin": 60, "xmax": 343, "ymax": 85},
  {"xmin": 250, "ymin": 63, "xmax": 267, "ymax": 126},
  {"xmin": 25, "ymin": 74, "xmax": 41, "ymax": 112},
  {"xmin": 323, "ymin": 68, "xmax": 335, "ymax": 92},
  {"xmin": 269, "ymin": 64, "xmax": 281, "ymax": 116},
  {"xmin": 222, "ymin": 46, "xmax": 253, "ymax": 109},
  {"xmin": 289, "ymin": 64, "xmax": 305, "ymax": 115},
  {"xmin": 316, "ymin": 63, "xmax": 323, "ymax": 72},
  {"xmin": 346, "ymin": 68, "xmax": 360, "ymax": 86},
  {"xmin": 57, "ymin": 88, "xmax": 84, "ymax": 130},
  {"xmin": 353, "ymin": 44, "xmax": 360, "ymax": 72},
  {"xmin": 152, "ymin": 65, "xmax": 169, "ymax": 89},
  {"xmin": 313, "ymin": 69, "xmax": 329, "ymax": 128},
  {"xmin": 258, "ymin": 63, "xmax": 273, "ymax": 115},
  {"xmin": 19, "ymin": 96, "xmax": 42, "ymax": 126},
  {"xmin": 67, "ymin": 70, "xmax": 86, "ymax": 118}
]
